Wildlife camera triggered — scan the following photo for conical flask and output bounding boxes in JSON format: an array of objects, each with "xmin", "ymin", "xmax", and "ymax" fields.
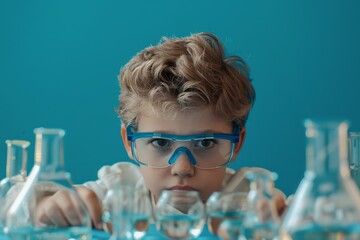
[
  {"xmin": 102, "ymin": 184, "xmax": 134, "ymax": 240},
  {"xmin": 280, "ymin": 119, "xmax": 360, "ymax": 239},
  {"xmin": 242, "ymin": 171, "xmax": 280, "ymax": 240},
  {"xmin": 0, "ymin": 140, "xmax": 30, "ymax": 231},
  {"xmin": 4, "ymin": 128, "xmax": 92, "ymax": 240},
  {"xmin": 348, "ymin": 132, "xmax": 360, "ymax": 188}
]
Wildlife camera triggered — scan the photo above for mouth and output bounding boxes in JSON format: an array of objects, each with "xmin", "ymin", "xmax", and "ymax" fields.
[{"xmin": 168, "ymin": 186, "xmax": 197, "ymax": 191}]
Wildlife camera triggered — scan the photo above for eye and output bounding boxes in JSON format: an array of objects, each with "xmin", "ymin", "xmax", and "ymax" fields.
[
  {"xmin": 196, "ymin": 139, "xmax": 216, "ymax": 148},
  {"xmin": 150, "ymin": 138, "xmax": 171, "ymax": 148}
]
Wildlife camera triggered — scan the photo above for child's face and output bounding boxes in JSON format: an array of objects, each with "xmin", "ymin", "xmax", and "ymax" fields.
[{"xmin": 121, "ymin": 107, "xmax": 245, "ymax": 203}]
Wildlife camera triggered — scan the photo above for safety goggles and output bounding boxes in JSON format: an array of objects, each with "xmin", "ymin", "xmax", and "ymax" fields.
[{"xmin": 126, "ymin": 125, "xmax": 241, "ymax": 169}]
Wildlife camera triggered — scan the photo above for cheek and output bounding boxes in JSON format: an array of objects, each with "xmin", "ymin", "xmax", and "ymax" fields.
[{"xmin": 197, "ymin": 169, "xmax": 226, "ymax": 201}]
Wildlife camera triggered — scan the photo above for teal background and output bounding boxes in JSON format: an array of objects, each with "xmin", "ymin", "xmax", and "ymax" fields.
[{"xmin": 0, "ymin": 0, "xmax": 359, "ymax": 196}]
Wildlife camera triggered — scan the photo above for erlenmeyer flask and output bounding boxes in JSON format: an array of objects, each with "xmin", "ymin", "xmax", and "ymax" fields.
[
  {"xmin": 0, "ymin": 140, "xmax": 30, "ymax": 232},
  {"xmin": 348, "ymin": 132, "xmax": 360, "ymax": 188},
  {"xmin": 280, "ymin": 119, "xmax": 360, "ymax": 239},
  {"xmin": 242, "ymin": 171, "xmax": 280, "ymax": 240},
  {"xmin": 4, "ymin": 128, "xmax": 91, "ymax": 240},
  {"xmin": 102, "ymin": 184, "xmax": 134, "ymax": 240},
  {"xmin": 132, "ymin": 183, "xmax": 152, "ymax": 240}
]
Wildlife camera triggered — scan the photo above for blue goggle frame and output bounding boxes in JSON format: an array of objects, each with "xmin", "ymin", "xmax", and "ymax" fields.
[{"xmin": 126, "ymin": 124, "xmax": 241, "ymax": 169}]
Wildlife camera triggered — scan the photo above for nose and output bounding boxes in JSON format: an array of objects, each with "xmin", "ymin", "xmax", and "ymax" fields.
[{"xmin": 169, "ymin": 147, "xmax": 195, "ymax": 178}]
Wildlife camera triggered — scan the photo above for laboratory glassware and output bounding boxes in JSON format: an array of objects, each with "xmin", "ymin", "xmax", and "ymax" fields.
[
  {"xmin": 4, "ymin": 128, "xmax": 92, "ymax": 240},
  {"xmin": 156, "ymin": 190, "xmax": 205, "ymax": 239},
  {"xmin": 132, "ymin": 184, "xmax": 152, "ymax": 239},
  {"xmin": 280, "ymin": 119, "xmax": 360, "ymax": 239},
  {"xmin": 241, "ymin": 171, "xmax": 280, "ymax": 240},
  {"xmin": 348, "ymin": 132, "xmax": 360, "ymax": 188},
  {"xmin": 206, "ymin": 191, "xmax": 248, "ymax": 239},
  {"xmin": 102, "ymin": 184, "xmax": 134, "ymax": 240},
  {"xmin": 0, "ymin": 140, "xmax": 30, "ymax": 231}
]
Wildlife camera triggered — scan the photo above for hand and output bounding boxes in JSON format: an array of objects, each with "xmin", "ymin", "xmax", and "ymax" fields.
[
  {"xmin": 273, "ymin": 193, "xmax": 287, "ymax": 217},
  {"xmin": 35, "ymin": 186, "xmax": 102, "ymax": 229}
]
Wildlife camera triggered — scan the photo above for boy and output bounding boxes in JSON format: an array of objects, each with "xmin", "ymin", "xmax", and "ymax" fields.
[{"xmin": 35, "ymin": 32, "xmax": 286, "ymax": 229}]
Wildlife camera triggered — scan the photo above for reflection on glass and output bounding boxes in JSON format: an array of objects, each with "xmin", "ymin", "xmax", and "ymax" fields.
[
  {"xmin": 206, "ymin": 191, "xmax": 248, "ymax": 239},
  {"xmin": 156, "ymin": 190, "xmax": 205, "ymax": 239}
]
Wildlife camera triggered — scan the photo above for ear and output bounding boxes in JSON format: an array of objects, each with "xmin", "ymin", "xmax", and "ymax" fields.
[
  {"xmin": 231, "ymin": 128, "xmax": 246, "ymax": 161},
  {"xmin": 121, "ymin": 124, "xmax": 134, "ymax": 159}
]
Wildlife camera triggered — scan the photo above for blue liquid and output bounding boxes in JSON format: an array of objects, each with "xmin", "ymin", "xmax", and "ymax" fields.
[
  {"xmin": 242, "ymin": 222, "xmax": 278, "ymax": 240},
  {"xmin": 133, "ymin": 214, "xmax": 151, "ymax": 240},
  {"xmin": 102, "ymin": 212, "xmax": 150, "ymax": 239},
  {"xmin": 286, "ymin": 224, "xmax": 360, "ymax": 240},
  {"xmin": 4, "ymin": 226, "xmax": 91, "ymax": 240},
  {"xmin": 207, "ymin": 211, "xmax": 246, "ymax": 236},
  {"xmin": 157, "ymin": 214, "xmax": 204, "ymax": 239}
]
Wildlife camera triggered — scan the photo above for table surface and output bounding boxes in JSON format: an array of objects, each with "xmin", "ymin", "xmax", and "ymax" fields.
[
  {"xmin": 92, "ymin": 224, "xmax": 219, "ymax": 239},
  {"xmin": 0, "ymin": 224, "xmax": 220, "ymax": 239}
]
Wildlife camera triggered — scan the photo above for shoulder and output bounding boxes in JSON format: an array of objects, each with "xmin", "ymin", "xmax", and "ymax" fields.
[
  {"xmin": 97, "ymin": 161, "xmax": 142, "ymax": 186},
  {"xmin": 83, "ymin": 161, "xmax": 143, "ymax": 200}
]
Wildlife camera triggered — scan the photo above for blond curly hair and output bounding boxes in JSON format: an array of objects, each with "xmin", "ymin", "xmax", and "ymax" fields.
[{"xmin": 117, "ymin": 32, "xmax": 255, "ymax": 129}]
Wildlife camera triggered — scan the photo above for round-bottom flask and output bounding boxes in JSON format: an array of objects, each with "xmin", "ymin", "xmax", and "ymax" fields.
[{"xmin": 156, "ymin": 190, "xmax": 205, "ymax": 240}]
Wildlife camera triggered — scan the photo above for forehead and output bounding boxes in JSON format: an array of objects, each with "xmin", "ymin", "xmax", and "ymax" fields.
[{"xmin": 137, "ymin": 107, "xmax": 232, "ymax": 134}]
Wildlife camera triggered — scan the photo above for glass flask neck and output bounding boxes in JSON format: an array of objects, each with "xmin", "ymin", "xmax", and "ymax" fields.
[
  {"xmin": 246, "ymin": 171, "xmax": 277, "ymax": 198},
  {"xmin": 305, "ymin": 120, "xmax": 349, "ymax": 177},
  {"xmin": 5, "ymin": 140, "xmax": 30, "ymax": 179},
  {"xmin": 34, "ymin": 128, "xmax": 65, "ymax": 174},
  {"xmin": 349, "ymin": 133, "xmax": 360, "ymax": 168}
]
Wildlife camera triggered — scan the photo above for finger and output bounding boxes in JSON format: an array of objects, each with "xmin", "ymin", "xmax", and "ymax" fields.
[
  {"xmin": 75, "ymin": 186, "xmax": 102, "ymax": 229},
  {"xmin": 54, "ymin": 190, "xmax": 82, "ymax": 226},
  {"xmin": 43, "ymin": 201, "xmax": 70, "ymax": 227},
  {"xmin": 274, "ymin": 194, "xmax": 287, "ymax": 216},
  {"xmin": 36, "ymin": 196, "xmax": 69, "ymax": 227}
]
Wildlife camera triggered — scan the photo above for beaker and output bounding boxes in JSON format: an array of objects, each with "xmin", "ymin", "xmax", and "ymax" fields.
[
  {"xmin": 0, "ymin": 140, "xmax": 30, "ymax": 231},
  {"xmin": 4, "ymin": 128, "xmax": 92, "ymax": 240},
  {"xmin": 280, "ymin": 119, "xmax": 360, "ymax": 239},
  {"xmin": 241, "ymin": 171, "xmax": 280, "ymax": 240},
  {"xmin": 348, "ymin": 132, "xmax": 360, "ymax": 188}
]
